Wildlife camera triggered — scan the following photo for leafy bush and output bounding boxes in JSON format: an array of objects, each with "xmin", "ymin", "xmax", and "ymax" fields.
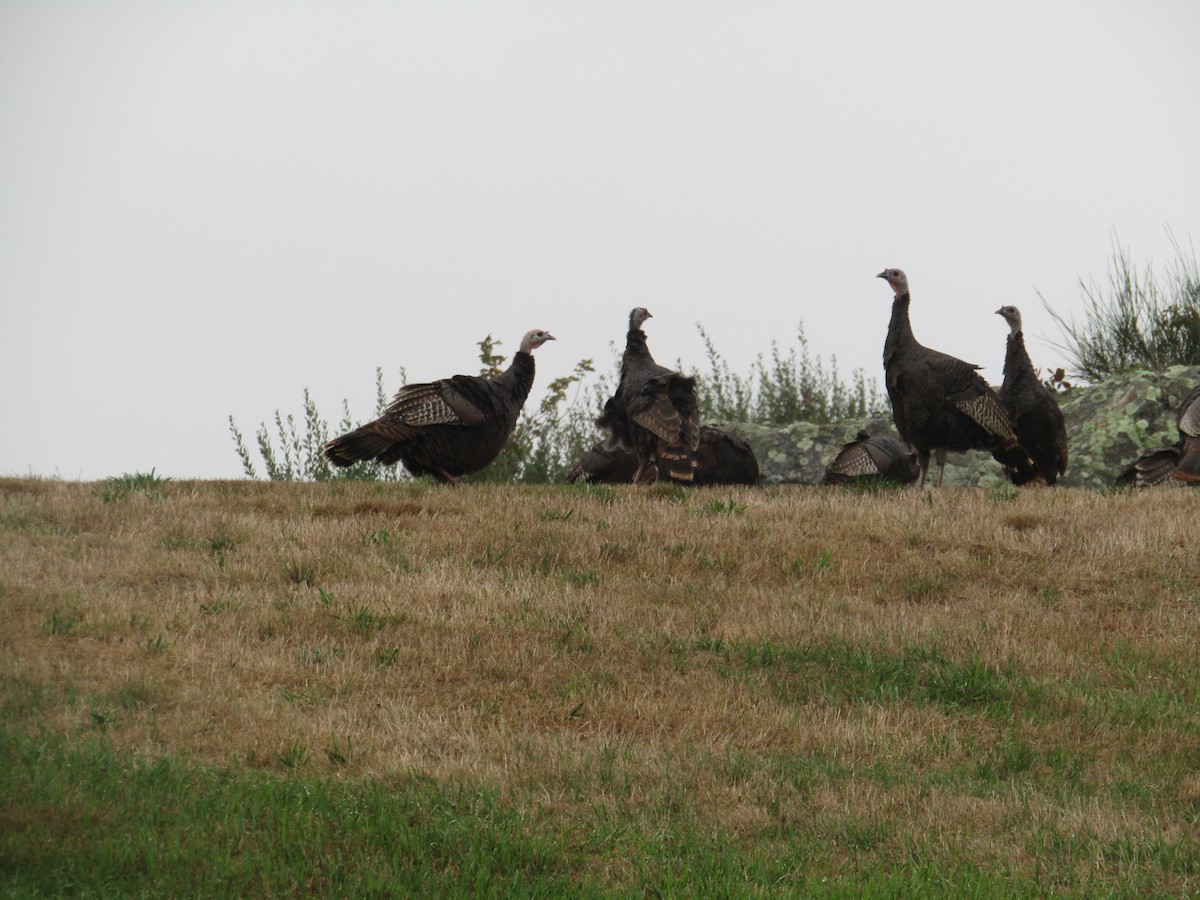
[
  {"xmin": 1042, "ymin": 231, "xmax": 1200, "ymax": 382},
  {"xmin": 229, "ymin": 368, "xmax": 402, "ymax": 483},
  {"xmin": 689, "ymin": 323, "xmax": 885, "ymax": 424}
]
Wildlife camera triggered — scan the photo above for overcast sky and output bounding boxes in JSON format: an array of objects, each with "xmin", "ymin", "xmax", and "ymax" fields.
[{"xmin": 2, "ymin": 1, "xmax": 1198, "ymax": 480}]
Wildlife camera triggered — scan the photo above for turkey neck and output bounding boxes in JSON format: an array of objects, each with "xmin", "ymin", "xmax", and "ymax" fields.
[
  {"xmin": 883, "ymin": 291, "xmax": 919, "ymax": 366},
  {"xmin": 494, "ymin": 350, "xmax": 537, "ymax": 403},
  {"xmin": 622, "ymin": 327, "xmax": 651, "ymax": 375},
  {"xmin": 1003, "ymin": 330, "xmax": 1034, "ymax": 383}
]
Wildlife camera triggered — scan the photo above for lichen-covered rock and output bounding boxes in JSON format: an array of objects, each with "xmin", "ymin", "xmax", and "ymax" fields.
[
  {"xmin": 1055, "ymin": 365, "xmax": 1200, "ymax": 488},
  {"xmin": 719, "ymin": 366, "xmax": 1200, "ymax": 487}
]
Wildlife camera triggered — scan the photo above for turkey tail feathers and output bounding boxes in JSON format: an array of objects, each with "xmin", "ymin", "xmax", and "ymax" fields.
[
  {"xmin": 1117, "ymin": 446, "xmax": 1182, "ymax": 487},
  {"xmin": 324, "ymin": 424, "xmax": 410, "ymax": 468},
  {"xmin": 659, "ymin": 438, "xmax": 697, "ymax": 482}
]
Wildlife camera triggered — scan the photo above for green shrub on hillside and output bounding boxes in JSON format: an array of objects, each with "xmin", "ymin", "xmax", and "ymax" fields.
[
  {"xmin": 228, "ymin": 368, "xmax": 402, "ymax": 483},
  {"xmin": 689, "ymin": 323, "xmax": 885, "ymax": 425},
  {"xmin": 1042, "ymin": 231, "xmax": 1200, "ymax": 382}
]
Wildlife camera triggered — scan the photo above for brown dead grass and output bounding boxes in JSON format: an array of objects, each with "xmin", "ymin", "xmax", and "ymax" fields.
[{"xmin": 3, "ymin": 477, "xmax": 1199, "ymax": 883}]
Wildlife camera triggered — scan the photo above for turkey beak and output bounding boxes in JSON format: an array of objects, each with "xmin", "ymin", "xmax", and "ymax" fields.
[
  {"xmin": 546, "ymin": 333, "xmax": 557, "ymax": 341},
  {"xmin": 876, "ymin": 271, "xmax": 887, "ymax": 279},
  {"xmin": 994, "ymin": 308, "xmax": 1003, "ymax": 316}
]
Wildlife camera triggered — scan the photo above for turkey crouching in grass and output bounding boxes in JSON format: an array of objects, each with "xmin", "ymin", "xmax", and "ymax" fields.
[
  {"xmin": 996, "ymin": 305, "xmax": 1069, "ymax": 485},
  {"xmin": 1116, "ymin": 383, "xmax": 1200, "ymax": 488},
  {"xmin": 567, "ymin": 422, "xmax": 759, "ymax": 486},
  {"xmin": 614, "ymin": 308, "xmax": 700, "ymax": 483},
  {"xmin": 821, "ymin": 431, "xmax": 919, "ymax": 487},
  {"xmin": 877, "ymin": 268, "xmax": 1037, "ymax": 488},
  {"xmin": 323, "ymin": 328, "xmax": 555, "ymax": 483}
]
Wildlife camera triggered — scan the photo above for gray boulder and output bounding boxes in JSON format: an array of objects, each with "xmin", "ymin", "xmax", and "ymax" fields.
[{"xmin": 719, "ymin": 365, "xmax": 1200, "ymax": 488}]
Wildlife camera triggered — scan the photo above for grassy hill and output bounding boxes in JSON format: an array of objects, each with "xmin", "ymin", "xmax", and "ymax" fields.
[{"xmin": 3, "ymin": 477, "xmax": 1199, "ymax": 895}]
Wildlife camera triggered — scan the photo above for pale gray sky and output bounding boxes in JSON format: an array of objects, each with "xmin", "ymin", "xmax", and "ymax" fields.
[{"xmin": 2, "ymin": 2, "xmax": 1198, "ymax": 480}]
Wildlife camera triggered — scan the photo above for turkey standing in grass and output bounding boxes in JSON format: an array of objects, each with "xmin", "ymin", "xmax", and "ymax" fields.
[
  {"xmin": 822, "ymin": 430, "xmax": 919, "ymax": 486},
  {"xmin": 323, "ymin": 328, "xmax": 555, "ymax": 483},
  {"xmin": 615, "ymin": 308, "xmax": 700, "ymax": 483},
  {"xmin": 1116, "ymin": 384, "xmax": 1200, "ymax": 487},
  {"xmin": 995, "ymin": 305, "xmax": 1069, "ymax": 485},
  {"xmin": 877, "ymin": 268, "xmax": 1036, "ymax": 488}
]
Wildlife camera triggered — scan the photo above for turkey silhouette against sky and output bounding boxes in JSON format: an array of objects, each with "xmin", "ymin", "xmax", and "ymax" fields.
[{"xmin": 2, "ymin": 2, "xmax": 1198, "ymax": 479}]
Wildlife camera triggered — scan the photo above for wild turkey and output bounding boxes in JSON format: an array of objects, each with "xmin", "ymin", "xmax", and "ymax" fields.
[
  {"xmin": 614, "ymin": 308, "xmax": 701, "ymax": 483},
  {"xmin": 877, "ymin": 268, "xmax": 1036, "ymax": 488},
  {"xmin": 995, "ymin": 305, "xmax": 1069, "ymax": 485},
  {"xmin": 323, "ymin": 328, "xmax": 555, "ymax": 482},
  {"xmin": 567, "ymin": 422, "xmax": 759, "ymax": 486},
  {"xmin": 1116, "ymin": 384, "xmax": 1200, "ymax": 487},
  {"xmin": 821, "ymin": 430, "xmax": 919, "ymax": 486}
]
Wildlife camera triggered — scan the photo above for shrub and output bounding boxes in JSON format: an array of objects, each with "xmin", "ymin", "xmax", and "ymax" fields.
[
  {"xmin": 689, "ymin": 322, "xmax": 885, "ymax": 425},
  {"xmin": 1041, "ymin": 230, "xmax": 1200, "ymax": 382},
  {"xmin": 229, "ymin": 368, "xmax": 402, "ymax": 483}
]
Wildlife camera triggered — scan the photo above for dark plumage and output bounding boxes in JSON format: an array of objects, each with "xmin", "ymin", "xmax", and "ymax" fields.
[
  {"xmin": 566, "ymin": 434, "xmax": 638, "ymax": 485},
  {"xmin": 614, "ymin": 308, "xmax": 701, "ymax": 483},
  {"xmin": 567, "ymin": 422, "xmax": 759, "ymax": 486},
  {"xmin": 1117, "ymin": 445, "xmax": 1184, "ymax": 488},
  {"xmin": 323, "ymin": 328, "xmax": 555, "ymax": 483},
  {"xmin": 877, "ymin": 268, "xmax": 1036, "ymax": 488},
  {"xmin": 995, "ymin": 305, "xmax": 1069, "ymax": 485},
  {"xmin": 822, "ymin": 431, "xmax": 919, "ymax": 486},
  {"xmin": 1116, "ymin": 384, "xmax": 1200, "ymax": 487},
  {"xmin": 692, "ymin": 427, "xmax": 760, "ymax": 486}
]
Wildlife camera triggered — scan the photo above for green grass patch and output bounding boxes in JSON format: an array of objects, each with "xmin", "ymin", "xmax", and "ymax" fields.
[
  {"xmin": 699, "ymin": 496, "xmax": 744, "ymax": 516},
  {"xmin": 694, "ymin": 637, "xmax": 1027, "ymax": 714},
  {"xmin": 98, "ymin": 469, "xmax": 171, "ymax": 502},
  {"xmin": 0, "ymin": 732, "xmax": 584, "ymax": 897},
  {"xmin": 2, "ymin": 720, "xmax": 1195, "ymax": 895}
]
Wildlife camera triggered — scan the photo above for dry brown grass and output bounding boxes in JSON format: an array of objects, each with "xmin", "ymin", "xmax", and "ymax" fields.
[{"xmin": 3, "ymin": 477, "xmax": 1199, "ymax": 886}]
